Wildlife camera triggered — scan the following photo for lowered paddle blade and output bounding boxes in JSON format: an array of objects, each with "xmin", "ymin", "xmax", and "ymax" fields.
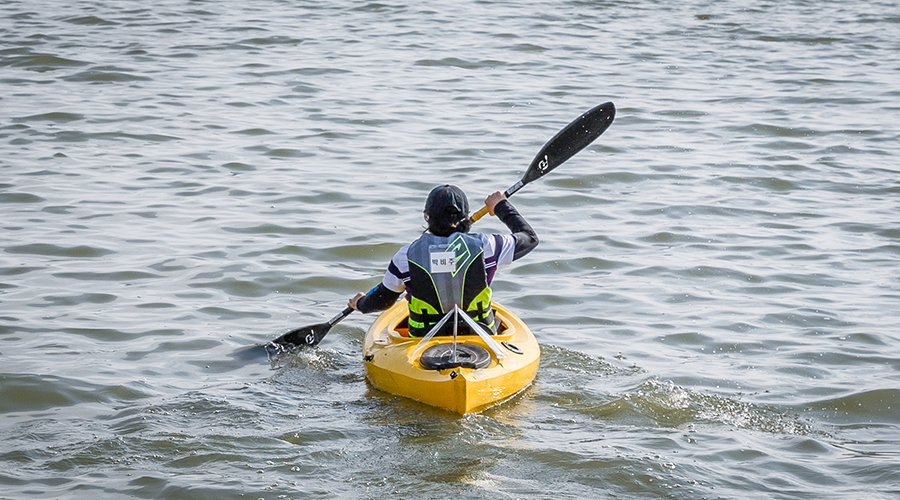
[
  {"xmin": 271, "ymin": 322, "xmax": 331, "ymax": 348},
  {"xmin": 266, "ymin": 287, "xmax": 376, "ymax": 351},
  {"xmin": 268, "ymin": 306, "xmax": 355, "ymax": 349}
]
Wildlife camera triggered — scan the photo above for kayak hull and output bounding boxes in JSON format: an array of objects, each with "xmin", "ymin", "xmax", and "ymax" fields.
[{"xmin": 362, "ymin": 300, "xmax": 540, "ymax": 414}]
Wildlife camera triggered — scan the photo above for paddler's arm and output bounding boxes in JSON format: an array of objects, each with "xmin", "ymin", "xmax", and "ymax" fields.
[
  {"xmin": 350, "ymin": 246, "xmax": 407, "ymax": 313},
  {"xmin": 485, "ymin": 191, "xmax": 539, "ymax": 261},
  {"xmin": 349, "ymin": 284, "xmax": 401, "ymax": 313}
]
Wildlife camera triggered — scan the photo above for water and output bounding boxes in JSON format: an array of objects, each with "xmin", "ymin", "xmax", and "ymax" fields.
[{"xmin": 2, "ymin": 0, "xmax": 899, "ymax": 498}]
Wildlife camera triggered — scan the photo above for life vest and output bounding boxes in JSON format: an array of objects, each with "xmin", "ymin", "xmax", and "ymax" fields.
[{"xmin": 406, "ymin": 232, "xmax": 495, "ymax": 337}]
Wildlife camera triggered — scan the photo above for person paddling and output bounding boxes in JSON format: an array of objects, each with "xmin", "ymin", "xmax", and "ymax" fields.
[{"xmin": 348, "ymin": 184, "xmax": 538, "ymax": 336}]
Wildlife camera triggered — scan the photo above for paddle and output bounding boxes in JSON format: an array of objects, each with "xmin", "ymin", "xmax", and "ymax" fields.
[
  {"xmin": 268, "ymin": 286, "xmax": 378, "ymax": 349},
  {"xmin": 269, "ymin": 102, "xmax": 615, "ymax": 349},
  {"xmin": 268, "ymin": 306, "xmax": 354, "ymax": 348},
  {"xmin": 469, "ymin": 101, "xmax": 616, "ymax": 222}
]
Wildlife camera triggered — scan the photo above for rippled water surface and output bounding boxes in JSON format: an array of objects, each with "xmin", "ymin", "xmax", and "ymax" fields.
[{"xmin": 2, "ymin": 0, "xmax": 900, "ymax": 498}]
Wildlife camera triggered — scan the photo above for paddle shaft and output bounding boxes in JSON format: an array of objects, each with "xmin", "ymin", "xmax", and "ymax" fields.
[
  {"xmin": 327, "ymin": 307, "xmax": 354, "ymax": 328},
  {"xmin": 470, "ymin": 179, "xmax": 525, "ymax": 222}
]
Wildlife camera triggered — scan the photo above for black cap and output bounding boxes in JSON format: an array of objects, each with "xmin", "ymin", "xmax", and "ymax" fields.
[{"xmin": 424, "ymin": 185, "xmax": 469, "ymax": 222}]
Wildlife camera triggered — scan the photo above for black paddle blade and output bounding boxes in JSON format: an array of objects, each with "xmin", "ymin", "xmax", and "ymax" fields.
[
  {"xmin": 270, "ymin": 322, "xmax": 331, "ymax": 348},
  {"xmin": 521, "ymin": 101, "xmax": 616, "ymax": 187},
  {"xmin": 266, "ymin": 306, "xmax": 355, "ymax": 350}
]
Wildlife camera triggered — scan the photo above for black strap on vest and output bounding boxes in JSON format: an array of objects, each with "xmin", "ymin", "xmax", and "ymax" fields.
[{"xmin": 409, "ymin": 307, "xmax": 495, "ymax": 337}]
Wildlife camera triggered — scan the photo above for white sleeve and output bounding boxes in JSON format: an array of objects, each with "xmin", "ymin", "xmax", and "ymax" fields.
[
  {"xmin": 481, "ymin": 233, "xmax": 516, "ymax": 266},
  {"xmin": 380, "ymin": 245, "xmax": 409, "ymax": 293}
]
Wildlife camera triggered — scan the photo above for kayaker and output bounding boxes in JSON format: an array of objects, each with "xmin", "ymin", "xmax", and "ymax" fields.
[{"xmin": 347, "ymin": 184, "xmax": 538, "ymax": 336}]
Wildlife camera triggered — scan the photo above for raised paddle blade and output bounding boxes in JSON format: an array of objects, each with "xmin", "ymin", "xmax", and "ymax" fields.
[
  {"xmin": 519, "ymin": 101, "xmax": 616, "ymax": 189},
  {"xmin": 470, "ymin": 102, "xmax": 615, "ymax": 222}
]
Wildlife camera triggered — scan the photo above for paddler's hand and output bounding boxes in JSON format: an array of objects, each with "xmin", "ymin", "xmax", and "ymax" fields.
[
  {"xmin": 348, "ymin": 292, "xmax": 366, "ymax": 311},
  {"xmin": 484, "ymin": 191, "xmax": 507, "ymax": 216}
]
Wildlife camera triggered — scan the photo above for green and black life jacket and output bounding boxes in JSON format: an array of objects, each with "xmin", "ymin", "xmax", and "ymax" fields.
[{"xmin": 406, "ymin": 232, "xmax": 495, "ymax": 337}]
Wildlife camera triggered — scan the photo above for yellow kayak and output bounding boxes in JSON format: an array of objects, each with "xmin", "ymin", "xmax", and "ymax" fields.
[{"xmin": 362, "ymin": 299, "xmax": 540, "ymax": 414}]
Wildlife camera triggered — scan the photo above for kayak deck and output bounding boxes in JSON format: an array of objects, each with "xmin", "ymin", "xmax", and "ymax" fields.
[{"xmin": 362, "ymin": 300, "xmax": 540, "ymax": 414}]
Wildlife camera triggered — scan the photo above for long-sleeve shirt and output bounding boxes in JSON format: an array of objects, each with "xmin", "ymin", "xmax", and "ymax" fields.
[{"xmin": 356, "ymin": 199, "xmax": 537, "ymax": 314}]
